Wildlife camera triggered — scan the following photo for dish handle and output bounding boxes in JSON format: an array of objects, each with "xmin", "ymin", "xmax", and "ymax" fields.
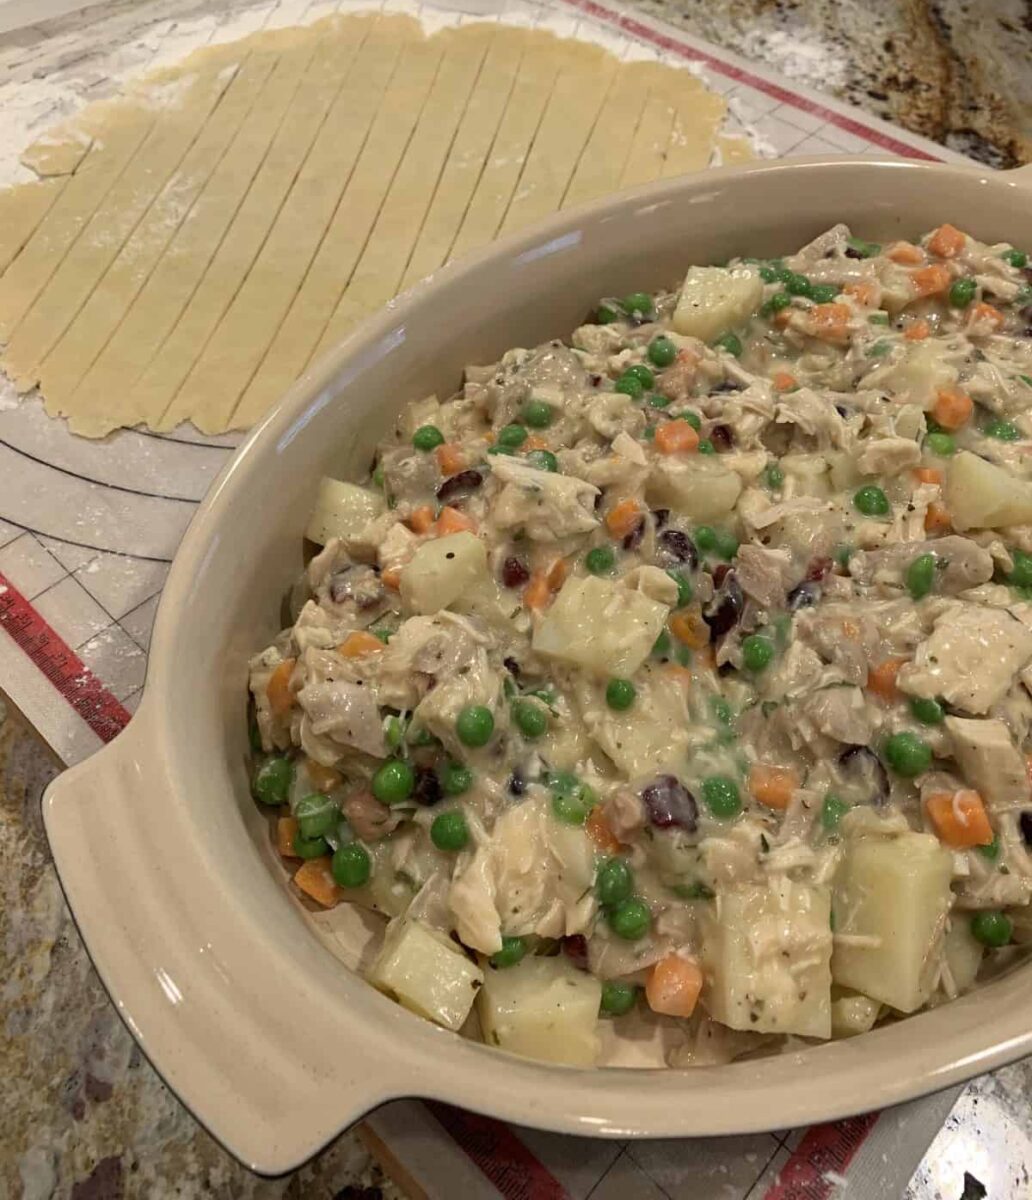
[
  {"xmin": 42, "ymin": 705, "xmax": 411, "ymax": 1174},
  {"xmin": 1005, "ymin": 163, "xmax": 1032, "ymax": 189}
]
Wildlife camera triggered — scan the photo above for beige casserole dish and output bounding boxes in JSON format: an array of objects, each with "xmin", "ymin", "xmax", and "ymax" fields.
[{"xmin": 43, "ymin": 156, "xmax": 1032, "ymax": 1174}]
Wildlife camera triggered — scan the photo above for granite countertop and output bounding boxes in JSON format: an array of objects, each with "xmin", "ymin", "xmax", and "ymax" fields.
[{"xmin": 3, "ymin": 2, "xmax": 1032, "ymax": 1197}]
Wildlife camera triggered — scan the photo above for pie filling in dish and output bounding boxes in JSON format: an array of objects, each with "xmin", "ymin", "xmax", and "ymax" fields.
[{"xmin": 248, "ymin": 221, "xmax": 1032, "ymax": 1068}]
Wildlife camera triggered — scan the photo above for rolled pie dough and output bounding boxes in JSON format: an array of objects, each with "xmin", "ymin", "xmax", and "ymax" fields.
[{"xmin": 0, "ymin": 13, "xmax": 750, "ymax": 437}]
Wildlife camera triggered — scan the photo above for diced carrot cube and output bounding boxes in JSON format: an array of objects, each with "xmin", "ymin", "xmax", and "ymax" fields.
[
  {"xmin": 381, "ymin": 566, "xmax": 402, "ymax": 591},
  {"xmin": 912, "ymin": 467, "xmax": 943, "ymax": 486},
  {"xmin": 434, "ymin": 506, "xmax": 476, "ymax": 536},
  {"xmin": 932, "ymin": 386, "xmax": 973, "ymax": 430},
  {"xmin": 867, "ymin": 656, "xmax": 907, "ymax": 702},
  {"xmin": 904, "ymin": 319, "xmax": 931, "ymax": 341},
  {"xmin": 772, "ymin": 371, "xmax": 797, "ymax": 392},
  {"xmin": 435, "ymin": 443, "xmax": 466, "ymax": 475},
  {"xmin": 927, "ymin": 223, "xmax": 966, "ymax": 259},
  {"xmin": 523, "ymin": 434, "xmax": 549, "ymax": 451},
  {"xmin": 910, "ymin": 264, "xmax": 951, "ymax": 298},
  {"xmin": 277, "ymin": 816, "xmax": 300, "ymax": 857},
  {"xmin": 293, "ymin": 857, "xmax": 342, "ymax": 908},
  {"xmin": 544, "ymin": 557, "xmax": 568, "ymax": 589},
  {"xmin": 843, "ymin": 280, "xmax": 877, "ymax": 306},
  {"xmin": 338, "ymin": 631, "xmax": 385, "ymax": 658},
  {"xmin": 653, "ymin": 420, "xmax": 700, "ymax": 455},
  {"xmin": 408, "ymin": 505, "xmax": 436, "ymax": 534},
  {"xmin": 808, "ymin": 302, "xmax": 852, "ymax": 342},
  {"xmin": 669, "ymin": 610, "xmax": 710, "ymax": 649},
  {"xmin": 605, "ymin": 498, "xmax": 644, "ymax": 538},
  {"xmin": 523, "ymin": 572, "xmax": 553, "ymax": 612},
  {"xmin": 925, "ymin": 790, "xmax": 993, "ymax": 848},
  {"xmin": 646, "ymin": 954, "xmax": 703, "ymax": 1018},
  {"xmin": 969, "ymin": 301, "xmax": 1004, "ymax": 329},
  {"xmin": 266, "ymin": 658, "xmax": 296, "ymax": 720},
  {"xmin": 307, "ymin": 759, "xmax": 343, "ymax": 792},
  {"xmin": 887, "ymin": 241, "xmax": 924, "ymax": 265},
  {"xmin": 585, "ymin": 807, "xmax": 622, "ymax": 854},
  {"xmin": 924, "ymin": 501, "xmax": 952, "ymax": 534},
  {"xmin": 748, "ymin": 764, "xmax": 799, "ymax": 811}
]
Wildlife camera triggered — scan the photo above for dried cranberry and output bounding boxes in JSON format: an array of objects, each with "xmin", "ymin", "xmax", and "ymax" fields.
[
  {"xmin": 712, "ymin": 563, "xmax": 731, "ymax": 587},
  {"xmin": 436, "ymin": 469, "xmax": 483, "ymax": 504},
  {"xmin": 710, "ymin": 424, "xmax": 734, "ymax": 452},
  {"xmin": 412, "ymin": 767, "xmax": 443, "ymax": 807},
  {"xmin": 622, "ymin": 517, "xmax": 646, "ymax": 551},
  {"xmin": 563, "ymin": 934, "xmax": 589, "ymax": 969},
  {"xmin": 503, "ymin": 656, "xmax": 522, "ymax": 679},
  {"xmin": 507, "ymin": 773, "xmax": 526, "ymax": 796},
  {"xmin": 703, "ymin": 570, "xmax": 743, "ymax": 639},
  {"xmin": 652, "ymin": 507, "xmax": 670, "ymax": 528},
  {"xmin": 1021, "ymin": 812, "xmax": 1032, "ymax": 847},
  {"xmin": 806, "ymin": 556, "xmax": 833, "ymax": 582},
  {"xmin": 657, "ymin": 529, "xmax": 698, "ymax": 569},
  {"xmin": 844, "ymin": 245, "xmax": 864, "ymax": 260},
  {"xmin": 787, "ymin": 580, "xmax": 821, "ymax": 611},
  {"xmin": 641, "ymin": 775, "xmax": 698, "ymax": 831},
  {"xmin": 501, "ymin": 556, "xmax": 530, "ymax": 588}
]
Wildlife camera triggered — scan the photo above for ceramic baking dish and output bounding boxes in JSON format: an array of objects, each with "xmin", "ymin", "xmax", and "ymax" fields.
[{"xmin": 43, "ymin": 156, "xmax": 1032, "ymax": 1174}]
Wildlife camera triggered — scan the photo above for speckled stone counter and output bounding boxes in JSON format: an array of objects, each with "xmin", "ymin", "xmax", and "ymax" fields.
[{"xmin": 640, "ymin": 0, "xmax": 1032, "ymax": 166}]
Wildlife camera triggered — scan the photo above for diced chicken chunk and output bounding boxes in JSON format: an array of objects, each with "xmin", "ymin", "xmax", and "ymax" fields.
[
  {"xmin": 489, "ymin": 457, "xmax": 599, "ymax": 540},
  {"xmin": 944, "ymin": 717, "xmax": 1030, "ymax": 813}
]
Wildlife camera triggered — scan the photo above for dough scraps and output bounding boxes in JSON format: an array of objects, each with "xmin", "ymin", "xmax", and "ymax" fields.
[{"xmin": 0, "ymin": 13, "xmax": 751, "ymax": 438}]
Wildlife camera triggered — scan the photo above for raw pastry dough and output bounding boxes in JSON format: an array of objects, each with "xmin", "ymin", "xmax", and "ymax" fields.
[{"xmin": 0, "ymin": 13, "xmax": 749, "ymax": 437}]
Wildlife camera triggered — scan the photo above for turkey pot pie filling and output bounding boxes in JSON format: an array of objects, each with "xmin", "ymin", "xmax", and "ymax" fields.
[{"xmin": 249, "ymin": 223, "xmax": 1032, "ymax": 1068}]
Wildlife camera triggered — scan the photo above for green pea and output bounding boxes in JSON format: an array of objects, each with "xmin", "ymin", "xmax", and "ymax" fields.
[
  {"xmin": 498, "ymin": 423, "xmax": 528, "ymax": 448},
  {"xmin": 976, "ymin": 835, "xmax": 1001, "ymax": 862},
  {"xmin": 759, "ymin": 264, "xmax": 779, "ymax": 283},
  {"xmin": 552, "ymin": 789, "xmax": 591, "ymax": 825},
  {"xmin": 456, "ymin": 704, "xmax": 494, "ymax": 747},
  {"xmin": 408, "ymin": 726, "xmax": 437, "ymax": 748},
  {"xmin": 487, "ymin": 444, "xmax": 516, "ymax": 456},
  {"xmin": 1009, "ymin": 549, "xmax": 1032, "ymax": 588},
  {"xmin": 293, "ymin": 831, "xmax": 329, "ymax": 859},
  {"xmin": 513, "ymin": 698, "xmax": 548, "ymax": 739},
  {"xmin": 372, "ymin": 463, "xmax": 385, "ymax": 488},
  {"xmin": 768, "ymin": 291, "xmax": 792, "ymax": 312},
  {"xmin": 784, "ymin": 273, "xmax": 813, "ymax": 297},
  {"xmin": 490, "ymin": 936, "xmax": 527, "ymax": 968},
  {"xmin": 809, "ymin": 283, "xmax": 839, "ymax": 304},
  {"xmin": 694, "ymin": 525, "xmax": 717, "ymax": 553},
  {"xmin": 413, "ymin": 424, "xmax": 445, "ymax": 452},
  {"xmin": 763, "ymin": 463, "xmax": 784, "ymax": 490},
  {"xmin": 834, "ymin": 543, "xmax": 854, "ymax": 569},
  {"xmin": 846, "ymin": 236, "xmax": 880, "ymax": 258},
  {"xmin": 652, "ymin": 629, "xmax": 672, "ymax": 658},
  {"xmin": 909, "ymin": 696, "xmax": 945, "ymax": 725},
  {"xmin": 986, "ymin": 419, "xmax": 1021, "ymax": 442},
  {"xmin": 714, "ymin": 529, "xmax": 739, "ymax": 560},
  {"xmin": 615, "ymin": 372, "xmax": 645, "ymax": 400},
  {"xmin": 970, "ymin": 910, "xmax": 1012, "ymax": 948},
  {"xmin": 642, "ymin": 424, "xmax": 657, "ymax": 441},
  {"xmin": 701, "ymin": 775, "xmax": 741, "ymax": 819},
  {"xmin": 596, "ymin": 857, "xmax": 634, "ymax": 906},
  {"xmin": 710, "ymin": 696, "xmax": 733, "ymax": 726},
  {"xmin": 586, "ymin": 545, "xmax": 616, "ymax": 575},
  {"xmin": 296, "ymin": 793, "xmax": 338, "ymax": 840},
  {"xmin": 925, "ymin": 431, "xmax": 956, "ymax": 456},
  {"xmin": 626, "ymin": 363, "xmax": 655, "ymax": 388},
  {"xmin": 253, "ymin": 755, "xmax": 294, "ymax": 807},
  {"xmin": 607, "ymin": 897, "xmax": 652, "ymax": 940},
  {"xmin": 667, "ymin": 570, "xmax": 692, "ymax": 608},
  {"xmin": 1003, "ymin": 249, "xmax": 1028, "ymax": 269},
  {"xmin": 523, "ymin": 400, "xmax": 553, "ymax": 428},
  {"xmin": 332, "ymin": 842, "xmax": 371, "ymax": 888},
  {"xmin": 853, "ymin": 485, "xmax": 890, "ymax": 517},
  {"xmin": 431, "ymin": 809, "xmax": 470, "ymax": 851},
  {"xmin": 600, "ymin": 980, "xmax": 639, "ymax": 1016},
  {"xmin": 741, "ymin": 635, "xmax": 774, "ymax": 673},
  {"xmin": 605, "ymin": 678, "xmax": 636, "ymax": 711},
  {"xmin": 867, "ymin": 341, "xmax": 892, "ymax": 358},
  {"xmin": 949, "ymin": 277, "xmax": 977, "ymax": 308},
  {"xmin": 597, "ymin": 303, "xmax": 622, "ymax": 324},
  {"xmin": 906, "ymin": 553, "xmax": 936, "ymax": 600},
  {"xmin": 622, "ymin": 292, "xmax": 654, "ymax": 318},
  {"xmin": 526, "ymin": 449, "xmax": 559, "ymax": 473},
  {"xmin": 648, "ymin": 336, "xmax": 678, "ymax": 367},
  {"xmin": 675, "ymin": 644, "xmax": 692, "ymax": 667},
  {"xmin": 883, "ymin": 731, "xmax": 932, "ymax": 777},
  {"xmin": 372, "ymin": 627, "xmax": 393, "ymax": 645},
  {"xmin": 821, "ymin": 792, "xmax": 849, "ymax": 833},
  {"xmin": 646, "ymin": 392, "xmax": 672, "ymax": 409},
  {"xmin": 697, "ymin": 439, "xmax": 716, "ymax": 455},
  {"xmin": 868, "ymin": 312, "xmax": 890, "ymax": 326},
  {"xmin": 682, "ymin": 410, "xmax": 702, "ymax": 432},
  {"xmin": 715, "ymin": 332, "xmax": 743, "ymax": 357},
  {"xmin": 372, "ymin": 759, "xmax": 416, "ymax": 805},
  {"xmin": 440, "ymin": 762, "xmax": 473, "ymax": 796},
  {"xmin": 384, "ymin": 715, "xmax": 405, "ymax": 750}
]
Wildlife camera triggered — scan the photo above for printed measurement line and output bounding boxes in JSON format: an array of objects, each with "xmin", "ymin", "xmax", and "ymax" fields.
[
  {"xmin": 0, "ymin": 571, "xmax": 131, "ymax": 743},
  {"xmin": 761, "ymin": 1113, "xmax": 880, "ymax": 1200}
]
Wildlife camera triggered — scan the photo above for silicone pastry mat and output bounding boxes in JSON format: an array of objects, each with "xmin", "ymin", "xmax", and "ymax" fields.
[{"xmin": 0, "ymin": 0, "xmax": 972, "ymax": 1195}]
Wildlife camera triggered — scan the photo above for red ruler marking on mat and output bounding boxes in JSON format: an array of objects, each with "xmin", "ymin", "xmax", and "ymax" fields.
[
  {"xmin": 0, "ymin": 572, "xmax": 131, "ymax": 744},
  {"xmin": 556, "ymin": 0, "xmax": 942, "ymax": 162},
  {"xmin": 762, "ymin": 1113, "xmax": 880, "ymax": 1200},
  {"xmin": 427, "ymin": 1102, "xmax": 571, "ymax": 1200}
]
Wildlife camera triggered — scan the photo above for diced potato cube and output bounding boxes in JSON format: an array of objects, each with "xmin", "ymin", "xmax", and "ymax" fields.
[
  {"xmin": 399, "ymin": 532, "xmax": 488, "ymax": 614},
  {"xmin": 871, "ymin": 340, "xmax": 958, "ymax": 405},
  {"xmin": 646, "ymin": 457, "xmax": 742, "ymax": 522},
  {"xmin": 944, "ymin": 917, "xmax": 983, "ymax": 994},
  {"xmin": 588, "ymin": 670, "xmax": 689, "ymax": 776},
  {"xmin": 702, "ymin": 879, "xmax": 833, "ymax": 1039},
  {"xmin": 831, "ymin": 832, "xmax": 953, "ymax": 1013},
  {"xmin": 781, "ymin": 453, "xmax": 831, "ymax": 498},
  {"xmin": 477, "ymin": 955, "xmax": 602, "ymax": 1066},
  {"xmin": 367, "ymin": 918, "xmax": 483, "ymax": 1031},
  {"xmin": 830, "ymin": 991, "xmax": 881, "ymax": 1038},
  {"xmin": 672, "ymin": 266, "xmax": 763, "ymax": 341},
  {"xmin": 946, "ymin": 451, "xmax": 1032, "ymax": 531},
  {"xmin": 305, "ymin": 478, "xmax": 385, "ymax": 545},
  {"xmin": 532, "ymin": 576, "xmax": 668, "ymax": 676}
]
